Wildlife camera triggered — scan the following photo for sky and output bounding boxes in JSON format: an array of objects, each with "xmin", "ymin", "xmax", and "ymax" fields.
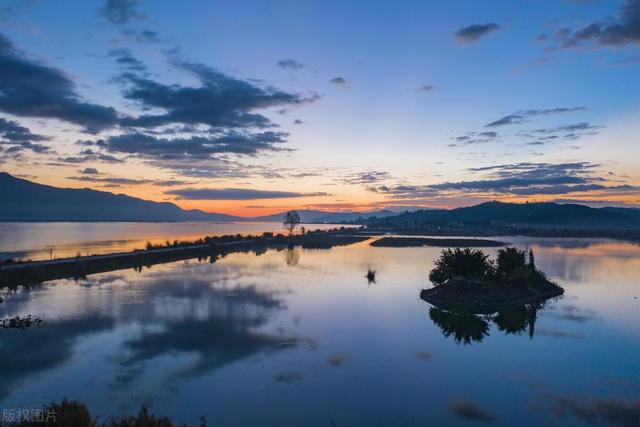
[{"xmin": 1, "ymin": 0, "xmax": 639, "ymax": 216}]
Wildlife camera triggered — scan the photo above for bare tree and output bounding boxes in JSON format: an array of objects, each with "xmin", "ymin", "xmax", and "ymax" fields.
[
  {"xmin": 44, "ymin": 245, "xmax": 56, "ymax": 260},
  {"xmin": 283, "ymin": 210, "xmax": 301, "ymax": 236}
]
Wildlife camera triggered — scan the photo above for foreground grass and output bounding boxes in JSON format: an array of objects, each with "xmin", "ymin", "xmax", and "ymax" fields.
[{"xmin": 1, "ymin": 400, "xmax": 205, "ymax": 427}]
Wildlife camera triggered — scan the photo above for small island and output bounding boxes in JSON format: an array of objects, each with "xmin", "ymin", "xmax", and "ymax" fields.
[{"xmin": 420, "ymin": 247, "xmax": 564, "ymax": 312}]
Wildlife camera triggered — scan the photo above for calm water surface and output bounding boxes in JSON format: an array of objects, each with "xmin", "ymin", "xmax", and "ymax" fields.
[
  {"xmin": 0, "ymin": 237, "xmax": 639, "ymax": 426},
  {"xmin": 0, "ymin": 222, "xmax": 352, "ymax": 261}
]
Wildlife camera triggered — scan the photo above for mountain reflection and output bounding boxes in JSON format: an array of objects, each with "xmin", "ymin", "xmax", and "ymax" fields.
[{"xmin": 428, "ymin": 302, "xmax": 544, "ymax": 345}]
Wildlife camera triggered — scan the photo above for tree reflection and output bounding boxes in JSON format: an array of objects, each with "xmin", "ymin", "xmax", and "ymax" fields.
[
  {"xmin": 428, "ymin": 302, "xmax": 546, "ymax": 344},
  {"xmin": 429, "ymin": 307, "xmax": 490, "ymax": 345},
  {"xmin": 284, "ymin": 247, "xmax": 300, "ymax": 266}
]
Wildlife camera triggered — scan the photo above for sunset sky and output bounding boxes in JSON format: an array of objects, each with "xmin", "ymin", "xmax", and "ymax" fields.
[{"xmin": 1, "ymin": 0, "xmax": 639, "ymax": 216}]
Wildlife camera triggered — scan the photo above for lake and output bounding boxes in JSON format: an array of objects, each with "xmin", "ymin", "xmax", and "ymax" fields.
[
  {"xmin": 0, "ymin": 235, "xmax": 639, "ymax": 426},
  {"xmin": 0, "ymin": 222, "xmax": 353, "ymax": 261}
]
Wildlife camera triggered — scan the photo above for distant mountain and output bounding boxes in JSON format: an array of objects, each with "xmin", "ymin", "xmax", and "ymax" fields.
[
  {"xmin": 364, "ymin": 201, "xmax": 640, "ymax": 229},
  {"xmin": 250, "ymin": 209, "xmax": 401, "ymax": 223},
  {"xmin": 0, "ymin": 172, "xmax": 240, "ymax": 222}
]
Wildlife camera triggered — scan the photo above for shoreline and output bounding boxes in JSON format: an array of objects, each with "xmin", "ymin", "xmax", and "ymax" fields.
[{"xmin": 0, "ymin": 230, "xmax": 370, "ymax": 290}]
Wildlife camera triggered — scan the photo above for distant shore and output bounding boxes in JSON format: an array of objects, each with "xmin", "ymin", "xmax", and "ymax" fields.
[
  {"xmin": 370, "ymin": 237, "xmax": 506, "ymax": 247},
  {"xmin": 365, "ymin": 226, "xmax": 640, "ymax": 243}
]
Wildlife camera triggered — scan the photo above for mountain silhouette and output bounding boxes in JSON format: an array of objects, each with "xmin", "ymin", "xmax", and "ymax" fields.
[
  {"xmin": 364, "ymin": 201, "xmax": 640, "ymax": 229},
  {"xmin": 0, "ymin": 172, "xmax": 240, "ymax": 222}
]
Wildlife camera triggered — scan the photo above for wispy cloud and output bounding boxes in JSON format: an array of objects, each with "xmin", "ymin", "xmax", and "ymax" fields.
[
  {"xmin": 329, "ymin": 77, "xmax": 350, "ymax": 88},
  {"xmin": 0, "ymin": 34, "xmax": 119, "ymax": 133},
  {"xmin": 416, "ymin": 85, "xmax": 437, "ymax": 92},
  {"xmin": 555, "ymin": 0, "xmax": 640, "ymax": 49},
  {"xmin": 454, "ymin": 23, "xmax": 500, "ymax": 43},
  {"xmin": 101, "ymin": 0, "xmax": 144, "ymax": 25},
  {"xmin": 370, "ymin": 162, "xmax": 637, "ymax": 199},
  {"xmin": 166, "ymin": 188, "xmax": 329, "ymax": 200},
  {"xmin": 68, "ymin": 175, "xmax": 152, "ymax": 185},
  {"xmin": 485, "ymin": 107, "xmax": 586, "ymax": 128},
  {"xmin": 277, "ymin": 59, "xmax": 304, "ymax": 70}
]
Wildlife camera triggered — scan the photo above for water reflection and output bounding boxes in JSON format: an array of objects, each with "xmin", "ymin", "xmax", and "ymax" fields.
[
  {"xmin": 0, "ymin": 261, "xmax": 309, "ymax": 401},
  {"xmin": 0, "ymin": 238, "xmax": 638, "ymax": 425},
  {"xmin": 284, "ymin": 247, "xmax": 300, "ymax": 267},
  {"xmin": 116, "ymin": 283, "xmax": 304, "ymax": 383},
  {"xmin": 0, "ymin": 221, "xmax": 354, "ymax": 261},
  {"xmin": 0, "ymin": 315, "xmax": 115, "ymax": 399},
  {"xmin": 427, "ymin": 302, "xmax": 545, "ymax": 344}
]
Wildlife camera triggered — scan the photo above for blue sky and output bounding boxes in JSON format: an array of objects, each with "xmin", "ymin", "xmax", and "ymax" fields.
[{"xmin": 1, "ymin": 0, "xmax": 639, "ymax": 214}]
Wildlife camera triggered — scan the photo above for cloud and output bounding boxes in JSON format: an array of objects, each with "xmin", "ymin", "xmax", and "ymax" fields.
[
  {"xmin": 165, "ymin": 188, "xmax": 329, "ymax": 200},
  {"xmin": 146, "ymin": 159, "xmax": 256, "ymax": 179},
  {"xmin": 454, "ymin": 23, "xmax": 501, "ymax": 43},
  {"xmin": 0, "ymin": 33, "xmax": 119, "ymax": 133},
  {"xmin": 154, "ymin": 179, "xmax": 193, "ymax": 187},
  {"xmin": 450, "ymin": 131, "xmax": 500, "ymax": 146},
  {"xmin": 134, "ymin": 29, "xmax": 159, "ymax": 43},
  {"xmin": 342, "ymin": 171, "xmax": 391, "ymax": 185},
  {"xmin": 329, "ymin": 77, "xmax": 350, "ymax": 88},
  {"xmin": 556, "ymin": 0, "xmax": 640, "ymax": 49},
  {"xmin": 451, "ymin": 400, "xmax": 495, "ymax": 422},
  {"xmin": 517, "ymin": 122, "xmax": 603, "ymax": 144},
  {"xmin": 417, "ymin": 85, "xmax": 437, "ymax": 92},
  {"xmin": 277, "ymin": 59, "xmax": 304, "ymax": 70},
  {"xmin": 92, "ymin": 130, "xmax": 289, "ymax": 161},
  {"xmin": 57, "ymin": 149, "xmax": 124, "ymax": 164},
  {"xmin": 118, "ymin": 60, "xmax": 318, "ymax": 129},
  {"xmin": 485, "ymin": 114, "xmax": 526, "ymax": 127},
  {"xmin": 485, "ymin": 107, "xmax": 586, "ymax": 127},
  {"xmin": 68, "ymin": 175, "xmax": 153, "ymax": 185},
  {"xmin": 80, "ymin": 167, "xmax": 100, "ymax": 175},
  {"xmin": 371, "ymin": 162, "xmax": 637, "ymax": 199},
  {"xmin": 0, "ymin": 117, "xmax": 51, "ymax": 153},
  {"xmin": 101, "ymin": 0, "xmax": 144, "ymax": 25},
  {"xmin": 109, "ymin": 49, "xmax": 146, "ymax": 72}
]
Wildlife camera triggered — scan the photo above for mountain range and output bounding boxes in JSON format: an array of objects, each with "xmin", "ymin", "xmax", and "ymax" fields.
[
  {"xmin": 2, "ymin": 172, "xmax": 638, "ymax": 227},
  {"xmin": 363, "ymin": 201, "xmax": 640, "ymax": 229},
  {"xmin": 0, "ymin": 173, "xmax": 404, "ymax": 223},
  {"xmin": 0, "ymin": 172, "xmax": 238, "ymax": 222}
]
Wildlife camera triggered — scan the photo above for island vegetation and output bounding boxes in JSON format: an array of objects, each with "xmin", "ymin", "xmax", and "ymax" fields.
[{"xmin": 421, "ymin": 247, "xmax": 564, "ymax": 311}]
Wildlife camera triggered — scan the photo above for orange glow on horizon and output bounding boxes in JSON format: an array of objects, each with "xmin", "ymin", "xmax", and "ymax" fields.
[{"xmin": 8, "ymin": 169, "xmax": 640, "ymax": 217}]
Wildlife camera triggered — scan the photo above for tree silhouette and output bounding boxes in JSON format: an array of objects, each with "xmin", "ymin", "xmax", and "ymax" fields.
[
  {"xmin": 43, "ymin": 245, "xmax": 56, "ymax": 260},
  {"xmin": 283, "ymin": 210, "xmax": 301, "ymax": 236}
]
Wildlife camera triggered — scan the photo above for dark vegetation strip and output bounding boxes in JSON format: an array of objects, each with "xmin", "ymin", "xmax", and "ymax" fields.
[
  {"xmin": 368, "ymin": 225, "xmax": 640, "ymax": 242},
  {"xmin": 370, "ymin": 237, "xmax": 506, "ymax": 247},
  {"xmin": 0, "ymin": 229, "xmax": 369, "ymax": 291},
  {"xmin": 2, "ymin": 399, "xmax": 200, "ymax": 426}
]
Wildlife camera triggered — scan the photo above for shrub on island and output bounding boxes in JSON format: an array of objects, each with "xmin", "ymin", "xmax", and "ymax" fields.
[{"xmin": 429, "ymin": 247, "xmax": 545, "ymax": 288}]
